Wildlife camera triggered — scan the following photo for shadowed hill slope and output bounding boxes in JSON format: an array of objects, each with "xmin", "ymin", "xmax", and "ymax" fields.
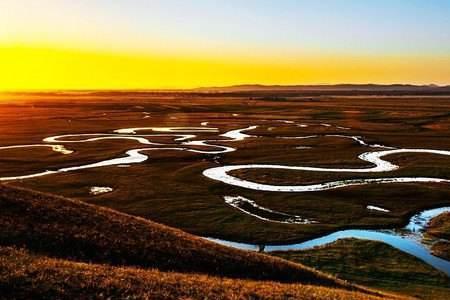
[
  {"xmin": 0, "ymin": 246, "xmax": 405, "ymax": 300},
  {"xmin": 0, "ymin": 184, "xmax": 408, "ymax": 299},
  {"xmin": 0, "ymin": 184, "xmax": 341, "ymax": 286}
]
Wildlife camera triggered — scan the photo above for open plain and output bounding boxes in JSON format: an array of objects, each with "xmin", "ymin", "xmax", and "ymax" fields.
[{"xmin": 0, "ymin": 90, "xmax": 449, "ymax": 298}]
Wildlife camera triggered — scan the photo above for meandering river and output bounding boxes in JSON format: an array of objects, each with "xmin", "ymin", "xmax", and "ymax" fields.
[{"xmin": 1, "ymin": 123, "xmax": 449, "ymax": 275}]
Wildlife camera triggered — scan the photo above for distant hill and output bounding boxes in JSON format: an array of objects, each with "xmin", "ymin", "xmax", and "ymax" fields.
[
  {"xmin": 3, "ymin": 84, "xmax": 450, "ymax": 96},
  {"xmin": 0, "ymin": 184, "xmax": 404, "ymax": 299},
  {"xmin": 193, "ymin": 84, "xmax": 450, "ymax": 93}
]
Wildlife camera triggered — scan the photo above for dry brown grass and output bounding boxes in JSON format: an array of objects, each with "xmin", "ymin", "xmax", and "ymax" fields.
[
  {"xmin": 2, "ymin": 94, "xmax": 450, "ymax": 244},
  {"xmin": 0, "ymin": 184, "xmax": 367, "ymax": 289},
  {"xmin": 0, "ymin": 91, "xmax": 439, "ymax": 298},
  {"xmin": 0, "ymin": 184, "xmax": 408, "ymax": 299},
  {"xmin": 0, "ymin": 246, "xmax": 407, "ymax": 300},
  {"xmin": 0, "ymin": 184, "xmax": 332, "ymax": 286}
]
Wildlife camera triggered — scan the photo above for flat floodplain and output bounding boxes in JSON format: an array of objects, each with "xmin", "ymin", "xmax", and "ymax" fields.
[{"xmin": 0, "ymin": 92, "xmax": 449, "ymax": 244}]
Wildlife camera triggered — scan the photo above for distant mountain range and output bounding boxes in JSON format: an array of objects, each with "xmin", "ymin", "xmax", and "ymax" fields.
[
  {"xmin": 4, "ymin": 84, "xmax": 450, "ymax": 95},
  {"xmin": 193, "ymin": 84, "xmax": 450, "ymax": 92}
]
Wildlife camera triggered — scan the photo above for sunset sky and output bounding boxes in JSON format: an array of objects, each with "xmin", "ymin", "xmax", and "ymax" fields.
[{"xmin": 1, "ymin": 0, "xmax": 450, "ymax": 90}]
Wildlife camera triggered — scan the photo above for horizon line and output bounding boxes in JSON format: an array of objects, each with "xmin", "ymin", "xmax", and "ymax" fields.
[{"xmin": 2, "ymin": 83, "xmax": 450, "ymax": 94}]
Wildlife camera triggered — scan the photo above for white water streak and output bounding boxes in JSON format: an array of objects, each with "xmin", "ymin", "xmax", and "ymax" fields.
[
  {"xmin": 203, "ymin": 149, "xmax": 450, "ymax": 192},
  {"xmin": 224, "ymin": 195, "xmax": 316, "ymax": 224},
  {"xmin": 367, "ymin": 205, "xmax": 391, "ymax": 213},
  {"xmin": 0, "ymin": 126, "xmax": 258, "ymax": 181}
]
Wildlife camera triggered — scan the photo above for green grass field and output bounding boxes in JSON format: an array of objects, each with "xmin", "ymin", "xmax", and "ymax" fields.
[{"xmin": 272, "ymin": 238, "xmax": 450, "ymax": 299}]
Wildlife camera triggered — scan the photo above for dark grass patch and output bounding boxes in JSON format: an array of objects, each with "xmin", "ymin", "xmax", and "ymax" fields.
[
  {"xmin": 272, "ymin": 238, "xmax": 450, "ymax": 300},
  {"xmin": 426, "ymin": 212, "xmax": 450, "ymax": 260}
]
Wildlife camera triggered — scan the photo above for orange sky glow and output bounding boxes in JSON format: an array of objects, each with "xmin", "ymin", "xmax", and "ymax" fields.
[{"xmin": 1, "ymin": 1, "xmax": 450, "ymax": 90}]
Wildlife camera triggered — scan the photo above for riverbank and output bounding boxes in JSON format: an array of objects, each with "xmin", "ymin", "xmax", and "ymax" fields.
[{"xmin": 272, "ymin": 238, "xmax": 450, "ymax": 300}]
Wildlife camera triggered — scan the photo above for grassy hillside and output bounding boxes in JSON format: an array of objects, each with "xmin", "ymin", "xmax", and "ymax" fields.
[
  {"xmin": 0, "ymin": 246, "xmax": 404, "ymax": 300},
  {"xmin": 0, "ymin": 183, "xmax": 405, "ymax": 299},
  {"xmin": 272, "ymin": 239, "xmax": 449, "ymax": 299}
]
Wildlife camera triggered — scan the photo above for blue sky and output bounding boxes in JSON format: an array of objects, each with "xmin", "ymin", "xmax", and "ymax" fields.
[{"xmin": 2, "ymin": 0, "xmax": 450, "ymax": 55}]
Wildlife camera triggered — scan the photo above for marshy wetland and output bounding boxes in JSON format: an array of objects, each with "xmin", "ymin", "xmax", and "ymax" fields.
[{"xmin": 1, "ymin": 91, "xmax": 449, "ymax": 294}]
